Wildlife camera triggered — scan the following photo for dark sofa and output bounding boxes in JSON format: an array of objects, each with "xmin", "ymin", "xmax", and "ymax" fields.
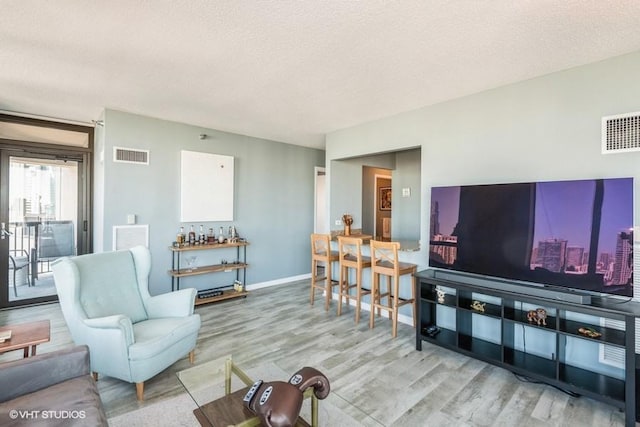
[{"xmin": 0, "ymin": 345, "xmax": 107, "ymax": 426}]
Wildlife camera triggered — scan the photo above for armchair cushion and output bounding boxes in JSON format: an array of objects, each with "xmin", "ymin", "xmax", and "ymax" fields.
[
  {"xmin": 129, "ymin": 316, "xmax": 201, "ymax": 361},
  {"xmin": 74, "ymin": 250, "xmax": 148, "ymax": 323}
]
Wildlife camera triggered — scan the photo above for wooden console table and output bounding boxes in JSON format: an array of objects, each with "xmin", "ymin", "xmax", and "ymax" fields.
[{"xmin": 169, "ymin": 241, "xmax": 249, "ymax": 306}]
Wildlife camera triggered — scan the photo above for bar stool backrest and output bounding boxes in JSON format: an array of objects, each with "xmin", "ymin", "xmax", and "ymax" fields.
[
  {"xmin": 337, "ymin": 236, "xmax": 365, "ymax": 266},
  {"xmin": 310, "ymin": 234, "xmax": 332, "ymax": 260},
  {"xmin": 370, "ymin": 240, "xmax": 401, "ymax": 275}
]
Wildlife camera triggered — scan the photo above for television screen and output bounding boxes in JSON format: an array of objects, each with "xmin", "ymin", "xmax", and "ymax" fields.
[{"xmin": 429, "ymin": 178, "xmax": 634, "ymax": 297}]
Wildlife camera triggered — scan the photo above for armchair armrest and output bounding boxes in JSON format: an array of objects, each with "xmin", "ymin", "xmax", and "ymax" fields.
[
  {"xmin": 145, "ymin": 288, "xmax": 196, "ymax": 318},
  {"xmin": 83, "ymin": 314, "xmax": 134, "ymax": 346},
  {"xmin": 0, "ymin": 345, "xmax": 90, "ymax": 402}
]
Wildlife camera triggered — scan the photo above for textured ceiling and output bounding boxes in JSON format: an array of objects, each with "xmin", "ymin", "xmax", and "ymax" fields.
[{"xmin": 2, "ymin": 1, "xmax": 640, "ymax": 149}]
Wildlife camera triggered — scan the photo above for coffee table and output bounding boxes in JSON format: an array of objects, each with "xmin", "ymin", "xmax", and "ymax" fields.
[
  {"xmin": 177, "ymin": 355, "xmax": 383, "ymax": 427},
  {"xmin": 0, "ymin": 320, "xmax": 50, "ymax": 358}
]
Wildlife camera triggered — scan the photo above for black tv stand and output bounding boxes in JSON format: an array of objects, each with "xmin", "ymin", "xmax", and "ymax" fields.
[{"xmin": 415, "ymin": 269, "xmax": 640, "ymax": 427}]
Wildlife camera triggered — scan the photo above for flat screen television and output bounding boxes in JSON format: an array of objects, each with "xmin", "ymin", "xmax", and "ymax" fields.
[{"xmin": 429, "ymin": 177, "xmax": 634, "ymax": 297}]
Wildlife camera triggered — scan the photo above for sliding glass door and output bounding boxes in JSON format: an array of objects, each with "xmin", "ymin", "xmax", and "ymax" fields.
[
  {"xmin": 0, "ymin": 147, "xmax": 90, "ymax": 308},
  {"xmin": 2, "ymin": 153, "xmax": 78, "ymax": 302}
]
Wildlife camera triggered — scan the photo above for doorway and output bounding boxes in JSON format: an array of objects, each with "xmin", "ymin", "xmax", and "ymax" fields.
[
  {"xmin": 314, "ymin": 167, "xmax": 327, "ymax": 234},
  {"xmin": 374, "ymin": 174, "xmax": 392, "ymax": 241},
  {"xmin": 0, "ymin": 115, "xmax": 92, "ymax": 308}
]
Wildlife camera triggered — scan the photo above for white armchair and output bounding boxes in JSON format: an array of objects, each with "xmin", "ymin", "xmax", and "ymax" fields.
[{"xmin": 52, "ymin": 246, "xmax": 201, "ymax": 400}]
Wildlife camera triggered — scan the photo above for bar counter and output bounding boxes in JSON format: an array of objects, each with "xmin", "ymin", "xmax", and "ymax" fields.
[{"xmin": 330, "ymin": 230, "xmax": 420, "ymax": 251}]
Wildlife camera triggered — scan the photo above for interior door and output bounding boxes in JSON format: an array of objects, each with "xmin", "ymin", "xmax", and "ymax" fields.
[{"xmin": 0, "ymin": 150, "xmax": 84, "ymax": 307}]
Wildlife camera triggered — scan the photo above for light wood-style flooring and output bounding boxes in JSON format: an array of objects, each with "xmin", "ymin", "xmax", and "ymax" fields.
[{"xmin": 0, "ymin": 281, "xmax": 628, "ymax": 426}]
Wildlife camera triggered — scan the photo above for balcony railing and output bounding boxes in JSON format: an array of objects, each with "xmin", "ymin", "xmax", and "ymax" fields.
[{"xmin": 8, "ymin": 220, "xmax": 76, "ymax": 283}]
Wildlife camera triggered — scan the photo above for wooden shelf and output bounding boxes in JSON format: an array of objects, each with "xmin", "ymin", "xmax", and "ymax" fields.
[
  {"xmin": 170, "ymin": 241, "xmax": 249, "ymax": 252},
  {"xmin": 169, "ymin": 263, "xmax": 248, "ymax": 278},
  {"xmin": 195, "ymin": 289, "xmax": 248, "ymax": 306}
]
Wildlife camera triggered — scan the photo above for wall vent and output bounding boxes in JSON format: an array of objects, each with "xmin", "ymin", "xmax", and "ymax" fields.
[
  {"xmin": 602, "ymin": 111, "xmax": 640, "ymax": 154},
  {"xmin": 113, "ymin": 147, "xmax": 149, "ymax": 165}
]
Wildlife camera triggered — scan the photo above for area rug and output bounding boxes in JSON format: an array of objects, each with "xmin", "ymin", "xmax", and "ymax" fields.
[{"xmin": 107, "ymin": 393, "xmax": 199, "ymax": 427}]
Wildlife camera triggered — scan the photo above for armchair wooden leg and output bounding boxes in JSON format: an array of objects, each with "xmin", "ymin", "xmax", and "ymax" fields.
[
  {"xmin": 136, "ymin": 382, "xmax": 144, "ymax": 401},
  {"xmin": 92, "ymin": 372, "xmax": 98, "ymax": 381},
  {"xmin": 189, "ymin": 349, "xmax": 195, "ymax": 364}
]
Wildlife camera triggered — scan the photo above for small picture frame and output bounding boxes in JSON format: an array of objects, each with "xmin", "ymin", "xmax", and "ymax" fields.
[{"xmin": 379, "ymin": 187, "xmax": 392, "ymax": 211}]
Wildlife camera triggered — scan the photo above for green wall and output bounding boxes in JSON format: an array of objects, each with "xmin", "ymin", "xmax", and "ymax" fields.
[{"xmin": 96, "ymin": 110, "xmax": 325, "ymax": 295}]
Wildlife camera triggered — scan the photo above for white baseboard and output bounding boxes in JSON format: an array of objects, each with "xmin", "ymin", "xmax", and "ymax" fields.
[{"xmin": 245, "ymin": 273, "xmax": 311, "ymax": 291}]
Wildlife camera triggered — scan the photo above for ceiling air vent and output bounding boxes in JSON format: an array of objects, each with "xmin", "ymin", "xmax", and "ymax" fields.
[
  {"xmin": 113, "ymin": 147, "xmax": 149, "ymax": 165},
  {"xmin": 602, "ymin": 111, "xmax": 640, "ymax": 154}
]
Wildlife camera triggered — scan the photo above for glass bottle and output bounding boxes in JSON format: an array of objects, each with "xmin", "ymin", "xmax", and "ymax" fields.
[
  {"xmin": 207, "ymin": 228, "xmax": 215, "ymax": 244},
  {"xmin": 177, "ymin": 226, "xmax": 185, "ymax": 246},
  {"xmin": 199, "ymin": 225, "xmax": 205, "ymax": 244},
  {"xmin": 218, "ymin": 226, "xmax": 225, "ymax": 244},
  {"xmin": 188, "ymin": 225, "xmax": 196, "ymax": 245}
]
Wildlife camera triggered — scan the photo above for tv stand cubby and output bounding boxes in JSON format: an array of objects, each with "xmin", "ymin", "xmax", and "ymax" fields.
[{"xmin": 415, "ymin": 269, "xmax": 640, "ymax": 427}]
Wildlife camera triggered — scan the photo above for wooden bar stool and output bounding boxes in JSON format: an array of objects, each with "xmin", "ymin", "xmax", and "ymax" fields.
[
  {"xmin": 336, "ymin": 236, "xmax": 371, "ymax": 324},
  {"xmin": 369, "ymin": 240, "xmax": 417, "ymax": 338},
  {"xmin": 310, "ymin": 233, "xmax": 340, "ymax": 310}
]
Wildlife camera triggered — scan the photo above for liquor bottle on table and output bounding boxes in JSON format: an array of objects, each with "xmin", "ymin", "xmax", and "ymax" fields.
[
  {"xmin": 188, "ymin": 225, "xmax": 196, "ymax": 246},
  {"xmin": 176, "ymin": 226, "xmax": 186, "ymax": 246},
  {"xmin": 198, "ymin": 225, "xmax": 206, "ymax": 244}
]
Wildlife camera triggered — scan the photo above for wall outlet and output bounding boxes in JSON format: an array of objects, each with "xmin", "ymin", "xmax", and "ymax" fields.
[
  {"xmin": 335, "ymin": 219, "xmax": 342, "ymax": 225},
  {"xmin": 402, "ymin": 187, "xmax": 411, "ymax": 197}
]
